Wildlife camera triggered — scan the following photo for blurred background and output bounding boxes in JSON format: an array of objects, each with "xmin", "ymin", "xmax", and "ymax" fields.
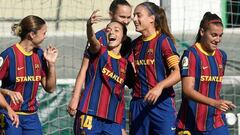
[{"xmin": 0, "ymin": 0, "xmax": 239, "ymax": 134}]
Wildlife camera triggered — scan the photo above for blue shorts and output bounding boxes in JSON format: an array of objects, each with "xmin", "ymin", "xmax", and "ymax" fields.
[
  {"xmin": 0, "ymin": 110, "xmax": 42, "ymax": 135},
  {"xmin": 74, "ymin": 112, "xmax": 122, "ymax": 135},
  {"xmin": 129, "ymin": 97, "xmax": 176, "ymax": 135},
  {"xmin": 177, "ymin": 125, "xmax": 229, "ymax": 135}
]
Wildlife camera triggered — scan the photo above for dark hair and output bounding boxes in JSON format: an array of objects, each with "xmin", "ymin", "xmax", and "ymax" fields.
[
  {"xmin": 138, "ymin": 2, "xmax": 175, "ymax": 43},
  {"xmin": 107, "ymin": 20, "xmax": 127, "ymax": 37},
  {"xmin": 195, "ymin": 12, "xmax": 223, "ymax": 42},
  {"xmin": 12, "ymin": 15, "xmax": 46, "ymax": 40},
  {"xmin": 109, "ymin": 0, "xmax": 131, "ymax": 13}
]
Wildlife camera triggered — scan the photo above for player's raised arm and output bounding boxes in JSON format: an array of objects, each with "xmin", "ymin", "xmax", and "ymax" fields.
[{"xmin": 86, "ymin": 10, "xmax": 102, "ymax": 54}]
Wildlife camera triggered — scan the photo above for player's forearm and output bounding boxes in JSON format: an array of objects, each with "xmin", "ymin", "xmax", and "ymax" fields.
[
  {"xmin": 86, "ymin": 23, "xmax": 100, "ymax": 53},
  {"xmin": 0, "ymin": 93, "xmax": 10, "ymax": 109},
  {"xmin": 156, "ymin": 65, "xmax": 180, "ymax": 90},
  {"xmin": 184, "ymin": 87, "xmax": 216, "ymax": 107},
  {"xmin": 45, "ymin": 63, "xmax": 57, "ymax": 93},
  {"xmin": 72, "ymin": 57, "xmax": 89, "ymax": 97},
  {"xmin": 72, "ymin": 71, "xmax": 86, "ymax": 99},
  {"xmin": 182, "ymin": 77, "xmax": 216, "ymax": 107},
  {"xmin": 0, "ymin": 88, "xmax": 10, "ymax": 96}
]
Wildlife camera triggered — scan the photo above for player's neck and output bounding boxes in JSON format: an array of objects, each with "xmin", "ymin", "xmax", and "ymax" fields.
[
  {"xmin": 19, "ymin": 40, "xmax": 34, "ymax": 52},
  {"xmin": 108, "ymin": 46, "xmax": 120, "ymax": 56},
  {"xmin": 141, "ymin": 27, "xmax": 157, "ymax": 39}
]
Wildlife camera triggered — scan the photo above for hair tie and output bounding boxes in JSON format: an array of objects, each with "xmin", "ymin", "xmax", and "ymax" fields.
[
  {"xmin": 208, "ymin": 19, "xmax": 222, "ymax": 25},
  {"xmin": 143, "ymin": 3, "xmax": 155, "ymax": 15}
]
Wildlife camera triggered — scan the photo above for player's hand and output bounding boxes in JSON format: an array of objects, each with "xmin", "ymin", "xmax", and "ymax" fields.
[
  {"xmin": 87, "ymin": 10, "xmax": 102, "ymax": 26},
  {"xmin": 6, "ymin": 106, "xmax": 19, "ymax": 128},
  {"xmin": 67, "ymin": 94, "xmax": 79, "ymax": 117},
  {"xmin": 44, "ymin": 45, "xmax": 58, "ymax": 65},
  {"xmin": 121, "ymin": 129, "xmax": 127, "ymax": 135},
  {"xmin": 214, "ymin": 100, "xmax": 236, "ymax": 112},
  {"xmin": 144, "ymin": 87, "xmax": 163, "ymax": 104},
  {"xmin": 7, "ymin": 90, "xmax": 24, "ymax": 105}
]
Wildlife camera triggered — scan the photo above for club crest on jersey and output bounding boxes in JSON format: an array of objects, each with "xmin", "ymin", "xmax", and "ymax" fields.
[
  {"xmin": 147, "ymin": 49, "xmax": 154, "ymax": 55},
  {"xmin": 182, "ymin": 56, "xmax": 189, "ymax": 69},
  {"xmin": 0, "ymin": 57, "xmax": 3, "ymax": 68},
  {"xmin": 35, "ymin": 64, "xmax": 40, "ymax": 70}
]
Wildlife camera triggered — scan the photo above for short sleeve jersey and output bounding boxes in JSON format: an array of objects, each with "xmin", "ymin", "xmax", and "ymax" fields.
[{"xmin": 177, "ymin": 43, "xmax": 227, "ymax": 131}]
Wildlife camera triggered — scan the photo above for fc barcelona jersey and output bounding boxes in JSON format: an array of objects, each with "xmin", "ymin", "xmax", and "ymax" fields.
[
  {"xmin": 0, "ymin": 43, "xmax": 47, "ymax": 112},
  {"xmin": 131, "ymin": 33, "xmax": 179, "ymax": 98},
  {"xmin": 177, "ymin": 43, "xmax": 227, "ymax": 131},
  {"xmin": 78, "ymin": 46, "xmax": 128, "ymax": 124}
]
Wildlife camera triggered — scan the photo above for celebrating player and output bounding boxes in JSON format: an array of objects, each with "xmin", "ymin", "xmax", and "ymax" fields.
[
  {"xmin": 73, "ymin": 10, "xmax": 128, "ymax": 135},
  {"xmin": 67, "ymin": 0, "xmax": 132, "ymax": 134},
  {"xmin": 176, "ymin": 12, "xmax": 236, "ymax": 135},
  {"xmin": 0, "ymin": 15, "xmax": 58, "ymax": 135},
  {"xmin": 129, "ymin": 2, "xmax": 180, "ymax": 135}
]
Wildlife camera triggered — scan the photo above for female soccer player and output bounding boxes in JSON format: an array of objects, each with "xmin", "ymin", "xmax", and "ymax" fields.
[
  {"xmin": 67, "ymin": 0, "xmax": 132, "ymax": 134},
  {"xmin": 67, "ymin": 0, "xmax": 132, "ymax": 116},
  {"xmin": 0, "ymin": 15, "xmax": 58, "ymax": 135},
  {"xmin": 129, "ymin": 2, "xmax": 180, "ymax": 135},
  {"xmin": 176, "ymin": 12, "xmax": 236, "ymax": 135},
  {"xmin": 73, "ymin": 10, "xmax": 128, "ymax": 135}
]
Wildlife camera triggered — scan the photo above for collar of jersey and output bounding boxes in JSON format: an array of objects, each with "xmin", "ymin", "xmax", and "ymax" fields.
[
  {"xmin": 16, "ymin": 43, "xmax": 33, "ymax": 56},
  {"xmin": 108, "ymin": 50, "xmax": 121, "ymax": 59},
  {"xmin": 196, "ymin": 42, "xmax": 215, "ymax": 56},
  {"xmin": 142, "ymin": 31, "xmax": 159, "ymax": 41}
]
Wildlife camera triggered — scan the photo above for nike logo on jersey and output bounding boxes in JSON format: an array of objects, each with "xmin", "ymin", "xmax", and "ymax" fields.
[
  {"xmin": 202, "ymin": 66, "xmax": 208, "ymax": 70},
  {"xmin": 17, "ymin": 67, "xmax": 24, "ymax": 70}
]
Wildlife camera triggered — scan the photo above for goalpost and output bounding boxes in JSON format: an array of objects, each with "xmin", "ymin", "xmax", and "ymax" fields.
[{"xmin": 0, "ymin": 0, "xmax": 240, "ymax": 134}]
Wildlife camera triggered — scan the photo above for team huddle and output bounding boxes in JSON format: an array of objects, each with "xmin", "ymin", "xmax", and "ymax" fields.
[{"xmin": 0, "ymin": 0, "xmax": 236, "ymax": 135}]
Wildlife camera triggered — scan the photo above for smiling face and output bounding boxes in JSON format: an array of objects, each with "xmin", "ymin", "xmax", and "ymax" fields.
[
  {"xmin": 133, "ymin": 5, "xmax": 154, "ymax": 33},
  {"xmin": 105, "ymin": 22, "xmax": 124, "ymax": 49},
  {"xmin": 110, "ymin": 5, "xmax": 132, "ymax": 26},
  {"xmin": 200, "ymin": 23, "xmax": 223, "ymax": 52}
]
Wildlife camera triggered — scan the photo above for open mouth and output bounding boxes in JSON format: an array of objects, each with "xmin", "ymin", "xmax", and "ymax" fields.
[{"xmin": 109, "ymin": 36, "xmax": 116, "ymax": 42}]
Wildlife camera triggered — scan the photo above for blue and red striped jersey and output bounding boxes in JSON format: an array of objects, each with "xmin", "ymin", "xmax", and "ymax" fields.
[
  {"xmin": 78, "ymin": 46, "xmax": 128, "ymax": 124},
  {"xmin": 131, "ymin": 33, "xmax": 179, "ymax": 98},
  {"xmin": 85, "ymin": 29, "xmax": 133, "ymax": 88},
  {"xmin": 177, "ymin": 43, "xmax": 227, "ymax": 131},
  {"xmin": 0, "ymin": 43, "xmax": 47, "ymax": 112}
]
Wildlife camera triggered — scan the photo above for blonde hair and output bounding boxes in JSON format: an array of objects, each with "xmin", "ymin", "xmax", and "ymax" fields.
[
  {"xmin": 11, "ymin": 15, "xmax": 46, "ymax": 40},
  {"xmin": 11, "ymin": 24, "xmax": 22, "ymax": 36}
]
